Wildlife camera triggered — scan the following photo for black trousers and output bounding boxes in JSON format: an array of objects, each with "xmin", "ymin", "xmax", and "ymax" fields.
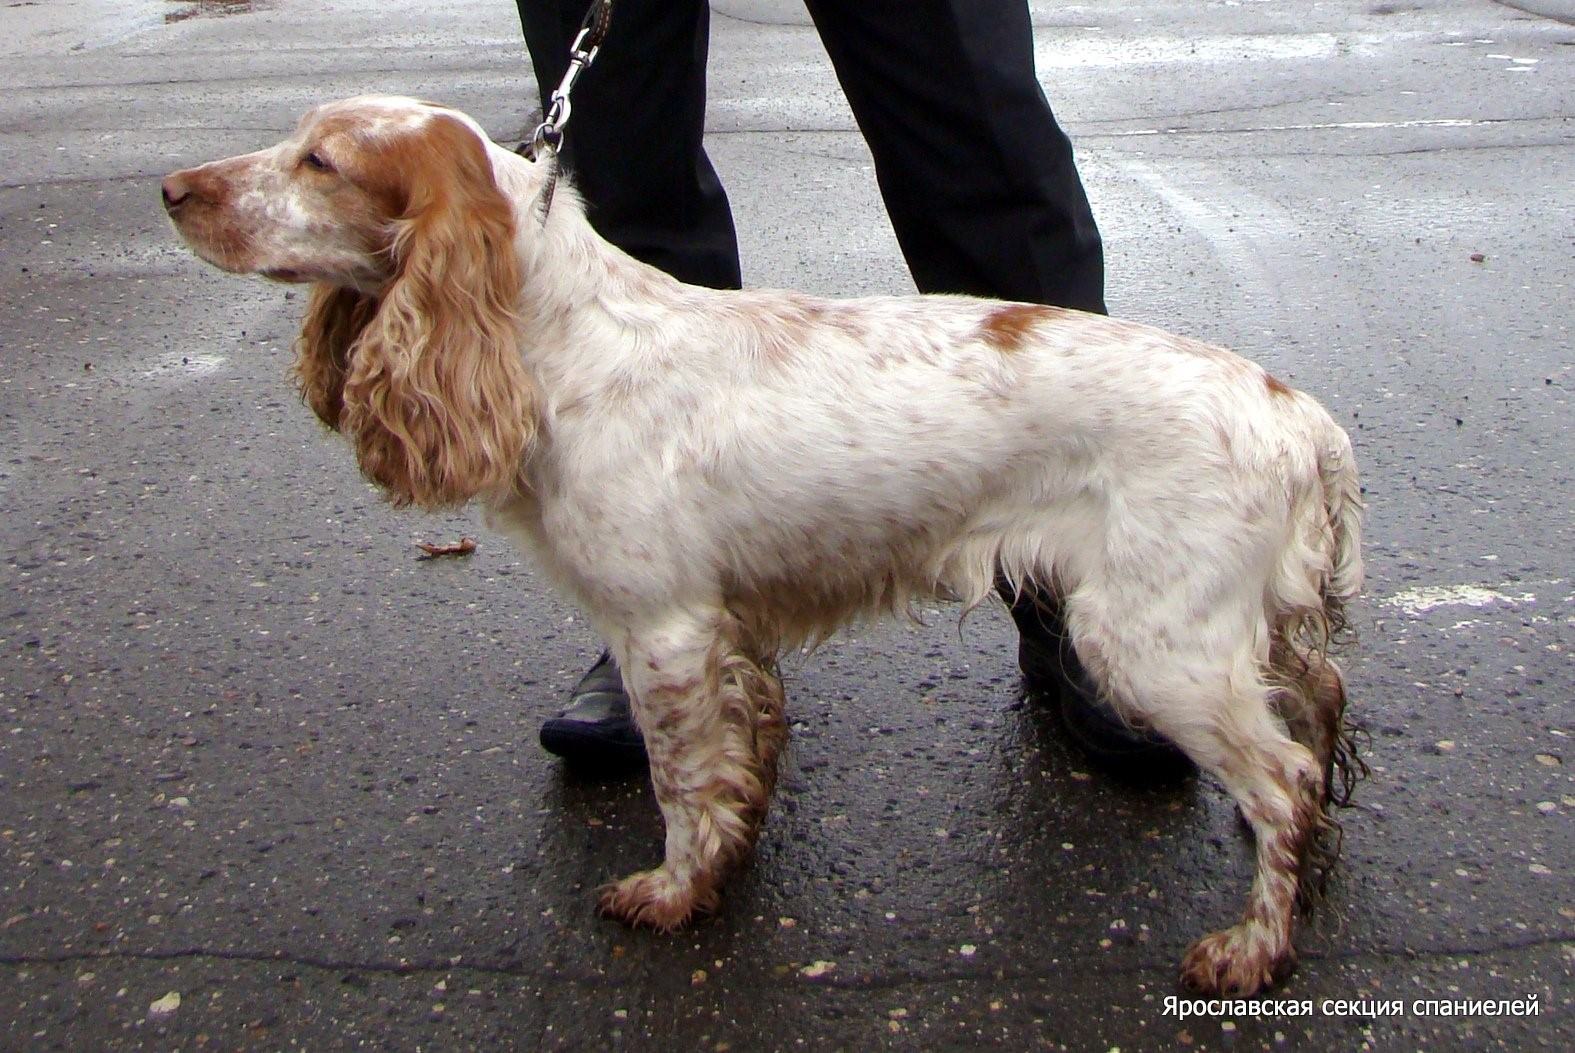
[
  {"xmin": 517, "ymin": 0, "xmax": 1102, "ymax": 671},
  {"xmin": 516, "ymin": 0, "xmax": 1105, "ymax": 312}
]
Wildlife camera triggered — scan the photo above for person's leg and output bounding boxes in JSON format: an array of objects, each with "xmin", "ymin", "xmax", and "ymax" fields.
[
  {"xmin": 516, "ymin": 0, "xmax": 741, "ymax": 288},
  {"xmin": 804, "ymin": 0, "xmax": 1185, "ymax": 772},
  {"xmin": 801, "ymin": 0, "xmax": 1103, "ymax": 311},
  {"xmin": 518, "ymin": 0, "xmax": 741, "ymax": 767}
]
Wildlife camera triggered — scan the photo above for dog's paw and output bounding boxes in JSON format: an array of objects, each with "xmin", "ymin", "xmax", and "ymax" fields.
[
  {"xmin": 596, "ymin": 867, "xmax": 715, "ymax": 932},
  {"xmin": 1179, "ymin": 924, "xmax": 1296, "ymax": 996}
]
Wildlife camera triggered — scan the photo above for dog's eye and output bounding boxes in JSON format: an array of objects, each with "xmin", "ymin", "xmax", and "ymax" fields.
[{"xmin": 302, "ymin": 151, "xmax": 333, "ymax": 173}]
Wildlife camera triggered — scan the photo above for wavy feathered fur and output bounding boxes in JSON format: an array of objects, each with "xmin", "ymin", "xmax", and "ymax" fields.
[{"xmin": 210, "ymin": 109, "xmax": 541, "ymax": 509}]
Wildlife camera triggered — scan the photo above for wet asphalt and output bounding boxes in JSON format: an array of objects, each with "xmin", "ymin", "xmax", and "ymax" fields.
[{"xmin": 1, "ymin": 0, "xmax": 1571, "ymax": 1050}]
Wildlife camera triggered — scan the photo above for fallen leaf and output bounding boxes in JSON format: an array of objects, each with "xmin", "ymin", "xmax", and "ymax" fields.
[{"xmin": 416, "ymin": 537, "xmax": 477, "ymax": 559}]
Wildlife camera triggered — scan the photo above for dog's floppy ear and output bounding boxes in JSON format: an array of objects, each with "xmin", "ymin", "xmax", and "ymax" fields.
[
  {"xmin": 338, "ymin": 115, "xmax": 539, "ymax": 509},
  {"xmin": 294, "ymin": 284, "xmax": 376, "ymax": 431}
]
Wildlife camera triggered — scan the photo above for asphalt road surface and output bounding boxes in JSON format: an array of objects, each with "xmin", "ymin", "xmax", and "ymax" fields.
[{"xmin": 1, "ymin": 1, "xmax": 1571, "ymax": 1049}]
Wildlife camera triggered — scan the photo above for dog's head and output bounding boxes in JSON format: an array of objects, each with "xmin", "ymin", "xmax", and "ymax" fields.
[{"xmin": 164, "ymin": 96, "xmax": 539, "ymax": 510}]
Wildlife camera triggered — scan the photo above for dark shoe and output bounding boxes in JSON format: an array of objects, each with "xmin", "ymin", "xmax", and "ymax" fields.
[
  {"xmin": 1005, "ymin": 583, "xmax": 1195, "ymax": 780},
  {"xmin": 539, "ymin": 650, "xmax": 648, "ymax": 770}
]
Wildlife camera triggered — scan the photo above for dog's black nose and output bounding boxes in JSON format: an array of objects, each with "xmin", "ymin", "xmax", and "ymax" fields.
[{"xmin": 161, "ymin": 173, "xmax": 192, "ymax": 212}]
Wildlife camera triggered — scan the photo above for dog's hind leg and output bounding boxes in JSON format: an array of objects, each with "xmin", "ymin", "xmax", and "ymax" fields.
[
  {"xmin": 1169, "ymin": 707, "xmax": 1323, "ymax": 996},
  {"xmin": 1073, "ymin": 602, "xmax": 1324, "ymax": 995},
  {"xmin": 597, "ymin": 609, "xmax": 786, "ymax": 931}
]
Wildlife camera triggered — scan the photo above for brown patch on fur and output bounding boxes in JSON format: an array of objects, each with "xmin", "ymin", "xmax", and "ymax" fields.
[
  {"xmin": 825, "ymin": 308, "xmax": 866, "ymax": 343},
  {"xmin": 977, "ymin": 304, "xmax": 1062, "ymax": 353},
  {"xmin": 1212, "ymin": 420, "xmax": 1235, "ymax": 455},
  {"xmin": 756, "ymin": 309, "xmax": 810, "ymax": 365},
  {"xmin": 754, "ymin": 298, "xmax": 834, "ymax": 366},
  {"xmin": 1264, "ymin": 372, "xmax": 1294, "ymax": 398}
]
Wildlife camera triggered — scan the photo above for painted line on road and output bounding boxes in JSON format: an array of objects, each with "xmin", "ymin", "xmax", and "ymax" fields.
[
  {"xmin": 1377, "ymin": 582, "xmax": 1560, "ymax": 616},
  {"xmin": 1104, "ymin": 117, "xmax": 1499, "ymax": 138}
]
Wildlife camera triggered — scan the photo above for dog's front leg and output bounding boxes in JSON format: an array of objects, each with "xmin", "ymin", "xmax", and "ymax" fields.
[{"xmin": 597, "ymin": 611, "xmax": 786, "ymax": 931}]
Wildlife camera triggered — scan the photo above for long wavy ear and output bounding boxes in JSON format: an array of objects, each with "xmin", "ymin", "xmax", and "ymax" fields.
[
  {"xmin": 294, "ymin": 283, "xmax": 376, "ymax": 430},
  {"xmin": 339, "ymin": 116, "xmax": 537, "ymax": 509}
]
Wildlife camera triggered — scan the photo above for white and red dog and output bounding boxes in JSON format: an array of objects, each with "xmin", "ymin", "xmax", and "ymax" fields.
[{"xmin": 164, "ymin": 96, "xmax": 1364, "ymax": 995}]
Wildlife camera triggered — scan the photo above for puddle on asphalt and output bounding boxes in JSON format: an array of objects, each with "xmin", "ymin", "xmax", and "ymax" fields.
[
  {"xmin": 165, "ymin": 0, "xmax": 273, "ymax": 24},
  {"xmin": 141, "ymin": 351, "xmax": 227, "ymax": 379}
]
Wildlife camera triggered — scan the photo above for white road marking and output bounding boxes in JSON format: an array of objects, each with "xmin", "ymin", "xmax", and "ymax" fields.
[{"xmin": 1380, "ymin": 584, "xmax": 1539, "ymax": 615}]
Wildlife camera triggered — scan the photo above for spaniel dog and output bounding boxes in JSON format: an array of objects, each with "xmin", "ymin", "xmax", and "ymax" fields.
[{"xmin": 163, "ymin": 96, "xmax": 1364, "ymax": 996}]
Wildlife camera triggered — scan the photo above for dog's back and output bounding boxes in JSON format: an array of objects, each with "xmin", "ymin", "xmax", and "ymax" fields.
[{"xmin": 526, "ymin": 288, "xmax": 1357, "ymax": 650}]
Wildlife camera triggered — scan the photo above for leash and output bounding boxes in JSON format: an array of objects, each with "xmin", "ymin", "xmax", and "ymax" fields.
[{"xmin": 517, "ymin": 0, "xmax": 615, "ymax": 221}]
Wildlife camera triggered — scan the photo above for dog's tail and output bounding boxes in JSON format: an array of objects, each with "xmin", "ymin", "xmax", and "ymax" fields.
[
  {"xmin": 1270, "ymin": 409, "xmax": 1363, "ymax": 661},
  {"xmin": 1318, "ymin": 421, "xmax": 1365, "ymax": 631},
  {"xmin": 1310, "ymin": 416, "xmax": 1366, "ymax": 807}
]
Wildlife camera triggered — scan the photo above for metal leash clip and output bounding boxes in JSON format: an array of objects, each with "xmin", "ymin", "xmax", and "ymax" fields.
[{"xmin": 521, "ymin": 0, "xmax": 614, "ymax": 161}]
